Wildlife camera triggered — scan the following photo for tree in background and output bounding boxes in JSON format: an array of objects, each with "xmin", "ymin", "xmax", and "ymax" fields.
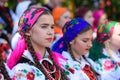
[{"xmin": 7, "ymin": 0, "xmax": 120, "ymax": 21}]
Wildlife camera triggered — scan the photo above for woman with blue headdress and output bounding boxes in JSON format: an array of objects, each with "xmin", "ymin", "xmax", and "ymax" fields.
[
  {"xmin": 89, "ymin": 21, "xmax": 120, "ymax": 80},
  {"xmin": 52, "ymin": 18, "xmax": 99, "ymax": 80}
]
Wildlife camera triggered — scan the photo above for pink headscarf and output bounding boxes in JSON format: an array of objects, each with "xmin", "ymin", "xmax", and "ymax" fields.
[
  {"xmin": 7, "ymin": 7, "xmax": 46, "ymax": 69},
  {"xmin": 93, "ymin": 9, "xmax": 104, "ymax": 30}
]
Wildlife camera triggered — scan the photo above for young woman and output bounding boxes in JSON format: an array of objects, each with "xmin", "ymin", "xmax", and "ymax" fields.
[
  {"xmin": 75, "ymin": 7, "xmax": 94, "ymax": 27},
  {"xmin": 52, "ymin": 7, "xmax": 71, "ymax": 41},
  {"xmin": 89, "ymin": 21, "xmax": 120, "ymax": 80},
  {"xmin": 75, "ymin": 7, "xmax": 95, "ymax": 39},
  {"xmin": 7, "ymin": 7, "xmax": 89, "ymax": 80},
  {"xmin": 52, "ymin": 18, "xmax": 98, "ymax": 80}
]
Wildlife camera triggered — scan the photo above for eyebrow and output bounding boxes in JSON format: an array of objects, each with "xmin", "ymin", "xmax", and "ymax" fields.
[{"xmin": 41, "ymin": 23, "xmax": 54, "ymax": 26}]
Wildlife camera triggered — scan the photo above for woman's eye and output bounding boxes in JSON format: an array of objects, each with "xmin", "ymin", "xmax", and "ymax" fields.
[
  {"xmin": 51, "ymin": 26, "xmax": 54, "ymax": 29},
  {"xmin": 41, "ymin": 26, "xmax": 47, "ymax": 28},
  {"xmin": 82, "ymin": 40, "xmax": 88, "ymax": 43}
]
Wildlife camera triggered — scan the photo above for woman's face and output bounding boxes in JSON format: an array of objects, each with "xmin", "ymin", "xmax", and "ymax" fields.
[
  {"xmin": 29, "ymin": 14, "xmax": 54, "ymax": 49},
  {"xmin": 99, "ymin": 13, "xmax": 108, "ymax": 25},
  {"xmin": 84, "ymin": 10, "xmax": 94, "ymax": 26},
  {"xmin": 109, "ymin": 24, "xmax": 120, "ymax": 52},
  {"xmin": 70, "ymin": 29, "xmax": 93, "ymax": 58},
  {"xmin": 56, "ymin": 11, "xmax": 71, "ymax": 28}
]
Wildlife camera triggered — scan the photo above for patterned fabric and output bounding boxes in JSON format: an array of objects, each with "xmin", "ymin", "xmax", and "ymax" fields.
[
  {"xmin": 89, "ymin": 21, "xmax": 118, "ymax": 61},
  {"xmin": 88, "ymin": 21, "xmax": 120, "ymax": 80},
  {"xmin": 97, "ymin": 21, "xmax": 118, "ymax": 43},
  {"xmin": 0, "ymin": 38, "xmax": 11, "ymax": 61},
  {"xmin": 10, "ymin": 50, "xmax": 90, "ymax": 80},
  {"xmin": 18, "ymin": 7, "xmax": 46, "ymax": 36},
  {"xmin": 93, "ymin": 58, "xmax": 120, "ymax": 80},
  {"xmin": 103, "ymin": 48, "xmax": 120, "ymax": 66},
  {"xmin": 61, "ymin": 51, "xmax": 97, "ymax": 80},
  {"xmin": 52, "ymin": 18, "xmax": 91, "ymax": 53},
  {"xmin": 7, "ymin": 7, "xmax": 48, "ymax": 69},
  {"xmin": 82, "ymin": 65, "xmax": 96, "ymax": 80}
]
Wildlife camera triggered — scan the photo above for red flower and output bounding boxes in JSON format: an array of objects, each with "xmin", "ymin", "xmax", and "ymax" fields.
[
  {"xmin": 103, "ymin": 60, "xmax": 115, "ymax": 71},
  {"xmin": 26, "ymin": 72, "xmax": 35, "ymax": 80}
]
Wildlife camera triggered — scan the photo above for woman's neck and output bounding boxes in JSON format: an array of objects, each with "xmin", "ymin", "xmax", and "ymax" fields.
[
  {"xmin": 31, "ymin": 43, "xmax": 46, "ymax": 57},
  {"xmin": 110, "ymin": 46, "xmax": 119, "ymax": 54},
  {"xmin": 71, "ymin": 49, "xmax": 82, "ymax": 59}
]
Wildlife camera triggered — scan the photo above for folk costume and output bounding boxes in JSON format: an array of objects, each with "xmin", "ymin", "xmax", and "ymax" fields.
[
  {"xmin": 7, "ymin": 7, "xmax": 90, "ymax": 80},
  {"xmin": 52, "ymin": 18, "xmax": 97, "ymax": 80},
  {"xmin": 89, "ymin": 21, "xmax": 120, "ymax": 80}
]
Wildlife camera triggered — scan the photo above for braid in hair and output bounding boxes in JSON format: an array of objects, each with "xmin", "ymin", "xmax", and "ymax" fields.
[
  {"xmin": 0, "ymin": 55, "xmax": 11, "ymax": 80},
  {"xmin": 23, "ymin": 35, "xmax": 54, "ymax": 80},
  {"xmin": 66, "ymin": 42, "xmax": 76, "ymax": 61},
  {"xmin": 46, "ymin": 47, "xmax": 69, "ymax": 80}
]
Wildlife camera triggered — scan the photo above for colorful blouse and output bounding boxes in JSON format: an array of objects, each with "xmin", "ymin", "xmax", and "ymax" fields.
[
  {"xmin": 62, "ymin": 51, "xmax": 96, "ymax": 80},
  {"xmin": 10, "ymin": 50, "xmax": 90, "ymax": 80},
  {"xmin": 103, "ymin": 48, "xmax": 120, "ymax": 66},
  {"xmin": 93, "ymin": 57, "xmax": 120, "ymax": 80}
]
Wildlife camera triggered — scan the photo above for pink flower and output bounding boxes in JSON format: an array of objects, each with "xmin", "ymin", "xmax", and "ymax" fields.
[{"xmin": 103, "ymin": 60, "xmax": 115, "ymax": 71}]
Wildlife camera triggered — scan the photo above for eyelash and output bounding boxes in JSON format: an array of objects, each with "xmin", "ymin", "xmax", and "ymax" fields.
[
  {"xmin": 82, "ymin": 40, "xmax": 88, "ymax": 43},
  {"xmin": 41, "ymin": 26, "xmax": 54, "ymax": 29},
  {"xmin": 51, "ymin": 26, "xmax": 54, "ymax": 29}
]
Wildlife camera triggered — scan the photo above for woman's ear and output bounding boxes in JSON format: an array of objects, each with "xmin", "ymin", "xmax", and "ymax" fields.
[{"xmin": 70, "ymin": 40, "xmax": 74, "ymax": 45}]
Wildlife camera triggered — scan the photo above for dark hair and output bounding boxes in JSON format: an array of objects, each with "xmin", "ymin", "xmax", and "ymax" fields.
[
  {"xmin": 66, "ymin": 26, "xmax": 98, "ymax": 79},
  {"xmin": 75, "ymin": 7, "xmax": 92, "ymax": 18},
  {"xmin": 24, "ymin": 35, "xmax": 68, "ymax": 80},
  {"xmin": 0, "ymin": 55, "xmax": 11, "ymax": 80},
  {"xmin": 23, "ymin": 10, "xmax": 68, "ymax": 80}
]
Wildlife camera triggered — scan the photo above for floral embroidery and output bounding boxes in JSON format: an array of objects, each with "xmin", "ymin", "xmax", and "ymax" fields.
[
  {"xmin": 96, "ymin": 58, "xmax": 117, "ymax": 71},
  {"xmin": 26, "ymin": 72, "xmax": 35, "ymax": 80},
  {"xmin": 103, "ymin": 60, "xmax": 115, "ymax": 71}
]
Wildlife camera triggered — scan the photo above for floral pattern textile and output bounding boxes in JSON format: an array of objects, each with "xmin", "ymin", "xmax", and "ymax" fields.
[
  {"xmin": 10, "ymin": 50, "xmax": 90, "ymax": 80},
  {"xmin": 93, "ymin": 58, "xmax": 120, "ymax": 80}
]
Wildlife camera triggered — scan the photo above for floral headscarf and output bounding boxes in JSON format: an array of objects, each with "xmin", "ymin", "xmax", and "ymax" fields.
[
  {"xmin": 18, "ymin": 7, "xmax": 46, "ymax": 36},
  {"xmin": 89, "ymin": 21, "xmax": 119, "ymax": 61},
  {"xmin": 97, "ymin": 21, "xmax": 118, "ymax": 43},
  {"xmin": 7, "ymin": 7, "xmax": 48, "ymax": 69},
  {"xmin": 52, "ymin": 18, "xmax": 91, "ymax": 53}
]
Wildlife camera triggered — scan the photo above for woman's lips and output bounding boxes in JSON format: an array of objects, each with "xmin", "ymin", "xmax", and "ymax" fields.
[{"xmin": 46, "ymin": 38, "xmax": 53, "ymax": 42}]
